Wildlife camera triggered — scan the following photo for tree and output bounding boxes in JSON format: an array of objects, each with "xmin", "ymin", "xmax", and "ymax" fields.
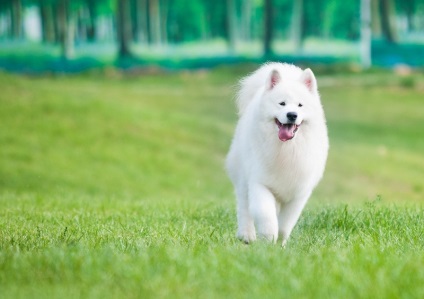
[
  {"xmin": 116, "ymin": 0, "xmax": 132, "ymax": 57},
  {"xmin": 132, "ymin": 0, "xmax": 148, "ymax": 43},
  {"xmin": 291, "ymin": 0, "xmax": 304, "ymax": 52},
  {"xmin": 11, "ymin": 0, "xmax": 23, "ymax": 39},
  {"xmin": 160, "ymin": 0, "xmax": 168, "ymax": 45},
  {"xmin": 263, "ymin": 0, "xmax": 273, "ymax": 57},
  {"xmin": 371, "ymin": 0, "xmax": 381, "ymax": 36},
  {"xmin": 86, "ymin": 0, "xmax": 97, "ymax": 41},
  {"xmin": 360, "ymin": 0, "xmax": 372, "ymax": 68},
  {"xmin": 57, "ymin": 0, "xmax": 74, "ymax": 59},
  {"xmin": 396, "ymin": 0, "xmax": 416, "ymax": 32},
  {"xmin": 379, "ymin": 0, "xmax": 397, "ymax": 43},
  {"xmin": 149, "ymin": 0, "xmax": 161, "ymax": 45},
  {"xmin": 240, "ymin": 0, "xmax": 251, "ymax": 41},
  {"xmin": 226, "ymin": 0, "xmax": 237, "ymax": 53},
  {"xmin": 39, "ymin": 0, "xmax": 55, "ymax": 43}
]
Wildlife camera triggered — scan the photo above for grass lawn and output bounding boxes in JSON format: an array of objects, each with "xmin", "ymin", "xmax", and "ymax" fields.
[{"xmin": 0, "ymin": 67, "xmax": 424, "ymax": 298}]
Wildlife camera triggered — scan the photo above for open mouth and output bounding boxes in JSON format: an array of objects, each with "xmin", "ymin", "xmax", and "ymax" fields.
[{"xmin": 275, "ymin": 118, "xmax": 300, "ymax": 142}]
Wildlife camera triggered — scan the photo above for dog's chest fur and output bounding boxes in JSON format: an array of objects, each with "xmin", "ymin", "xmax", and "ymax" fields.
[{"xmin": 255, "ymin": 125, "xmax": 323, "ymax": 202}]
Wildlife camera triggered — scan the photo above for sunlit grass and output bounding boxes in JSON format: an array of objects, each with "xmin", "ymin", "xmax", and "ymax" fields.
[{"xmin": 318, "ymin": 77, "xmax": 424, "ymax": 203}]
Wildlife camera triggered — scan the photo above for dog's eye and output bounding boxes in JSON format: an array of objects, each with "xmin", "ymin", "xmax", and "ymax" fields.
[
  {"xmin": 298, "ymin": 103, "xmax": 303, "ymax": 107},
  {"xmin": 279, "ymin": 102, "xmax": 286, "ymax": 106}
]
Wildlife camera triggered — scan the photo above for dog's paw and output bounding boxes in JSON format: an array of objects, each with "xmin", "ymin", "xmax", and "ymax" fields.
[{"xmin": 237, "ymin": 230, "xmax": 256, "ymax": 244}]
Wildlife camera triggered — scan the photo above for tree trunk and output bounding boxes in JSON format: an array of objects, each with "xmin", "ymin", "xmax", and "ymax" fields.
[
  {"xmin": 291, "ymin": 0, "xmax": 304, "ymax": 52},
  {"xmin": 133, "ymin": 0, "xmax": 148, "ymax": 43},
  {"xmin": 200, "ymin": 5, "xmax": 209, "ymax": 41},
  {"xmin": 86, "ymin": 0, "xmax": 96, "ymax": 41},
  {"xmin": 76, "ymin": 8, "xmax": 87, "ymax": 42},
  {"xmin": 240, "ymin": 0, "xmax": 251, "ymax": 41},
  {"xmin": 39, "ymin": 1, "xmax": 55, "ymax": 43},
  {"xmin": 161, "ymin": 0, "xmax": 168, "ymax": 46},
  {"xmin": 263, "ymin": 0, "xmax": 273, "ymax": 57},
  {"xmin": 360, "ymin": 0, "xmax": 372, "ymax": 68},
  {"xmin": 149, "ymin": 0, "xmax": 161, "ymax": 45},
  {"xmin": 11, "ymin": 0, "xmax": 23, "ymax": 39},
  {"xmin": 57, "ymin": 0, "xmax": 66, "ymax": 51},
  {"xmin": 379, "ymin": 0, "xmax": 397, "ymax": 43},
  {"xmin": 226, "ymin": 0, "xmax": 237, "ymax": 53},
  {"xmin": 67, "ymin": 14, "xmax": 75, "ymax": 56},
  {"xmin": 371, "ymin": 0, "xmax": 381, "ymax": 36},
  {"xmin": 404, "ymin": 0, "xmax": 415, "ymax": 32},
  {"xmin": 117, "ymin": 0, "xmax": 132, "ymax": 57},
  {"xmin": 57, "ymin": 0, "xmax": 74, "ymax": 59}
]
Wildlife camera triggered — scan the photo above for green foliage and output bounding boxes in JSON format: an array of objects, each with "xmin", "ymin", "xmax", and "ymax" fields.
[
  {"xmin": 399, "ymin": 75, "xmax": 416, "ymax": 88},
  {"xmin": 273, "ymin": 0, "xmax": 293, "ymax": 38},
  {"xmin": 168, "ymin": 0, "xmax": 212, "ymax": 42},
  {"xmin": 322, "ymin": 0, "xmax": 360, "ymax": 39},
  {"xmin": 0, "ymin": 69, "xmax": 424, "ymax": 298}
]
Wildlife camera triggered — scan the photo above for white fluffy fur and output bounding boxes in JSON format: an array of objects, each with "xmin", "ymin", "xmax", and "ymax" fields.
[{"xmin": 226, "ymin": 62, "xmax": 329, "ymax": 246}]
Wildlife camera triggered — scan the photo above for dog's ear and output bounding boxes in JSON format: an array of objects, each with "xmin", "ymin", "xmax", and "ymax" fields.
[
  {"xmin": 268, "ymin": 69, "xmax": 281, "ymax": 90},
  {"xmin": 300, "ymin": 68, "xmax": 317, "ymax": 94}
]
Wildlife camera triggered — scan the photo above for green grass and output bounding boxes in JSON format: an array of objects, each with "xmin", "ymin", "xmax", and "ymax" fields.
[{"xmin": 1, "ymin": 67, "xmax": 424, "ymax": 298}]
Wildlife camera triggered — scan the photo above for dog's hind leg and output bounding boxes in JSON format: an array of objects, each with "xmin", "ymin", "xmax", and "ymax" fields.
[{"xmin": 278, "ymin": 194, "xmax": 310, "ymax": 246}]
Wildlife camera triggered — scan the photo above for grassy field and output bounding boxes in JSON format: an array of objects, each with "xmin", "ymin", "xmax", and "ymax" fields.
[{"xmin": 0, "ymin": 67, "xmax": 424, "ymax": 298}]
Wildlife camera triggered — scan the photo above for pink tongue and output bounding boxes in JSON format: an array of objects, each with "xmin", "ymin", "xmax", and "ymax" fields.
[{"xmin": 278, "ymin": 124, "xmax": 295, "ymax": 141}]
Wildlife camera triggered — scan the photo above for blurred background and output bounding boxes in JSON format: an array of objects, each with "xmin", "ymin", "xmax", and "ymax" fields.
[
  {"xmin": 0, "ymin": 0, "xmax": 423, "ymax": 205},
  {"xmin": 0, "ymin": 0, "xmax": 423, "ymax": 72}
]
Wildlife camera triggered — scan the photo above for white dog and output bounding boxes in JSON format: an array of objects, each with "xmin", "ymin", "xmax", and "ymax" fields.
[{"xmin": 226, "ymin": 63, "xmax": 329, "ymax": 246}]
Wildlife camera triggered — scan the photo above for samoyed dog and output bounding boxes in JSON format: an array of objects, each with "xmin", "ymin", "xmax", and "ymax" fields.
[{"xmin": 226, "ymin": 63, "xmax": 329, "ymax": 246}]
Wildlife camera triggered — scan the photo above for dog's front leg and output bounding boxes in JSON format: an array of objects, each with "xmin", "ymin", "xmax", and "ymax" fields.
[
  {"xmin": 236, "ymin": 185, "xmax": 256, "ymax": 244},
  {"xmin": 278, "ymin": 193, "xmax": 311, "ymax": 247},
  {"xmin": 249, "ymin": 184, "xmax": 278, "ymax": 243}
]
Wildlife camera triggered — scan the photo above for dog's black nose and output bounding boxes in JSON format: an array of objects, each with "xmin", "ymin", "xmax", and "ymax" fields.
[{"xmin": 287, "ymin": 112, "xmax": 297, "ymax": 122}]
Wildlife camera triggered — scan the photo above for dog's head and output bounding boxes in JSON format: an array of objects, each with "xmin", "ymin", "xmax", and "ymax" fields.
[{"xmin": 261, "ymin": 68, "xmax": 322, "ymax": 142}]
